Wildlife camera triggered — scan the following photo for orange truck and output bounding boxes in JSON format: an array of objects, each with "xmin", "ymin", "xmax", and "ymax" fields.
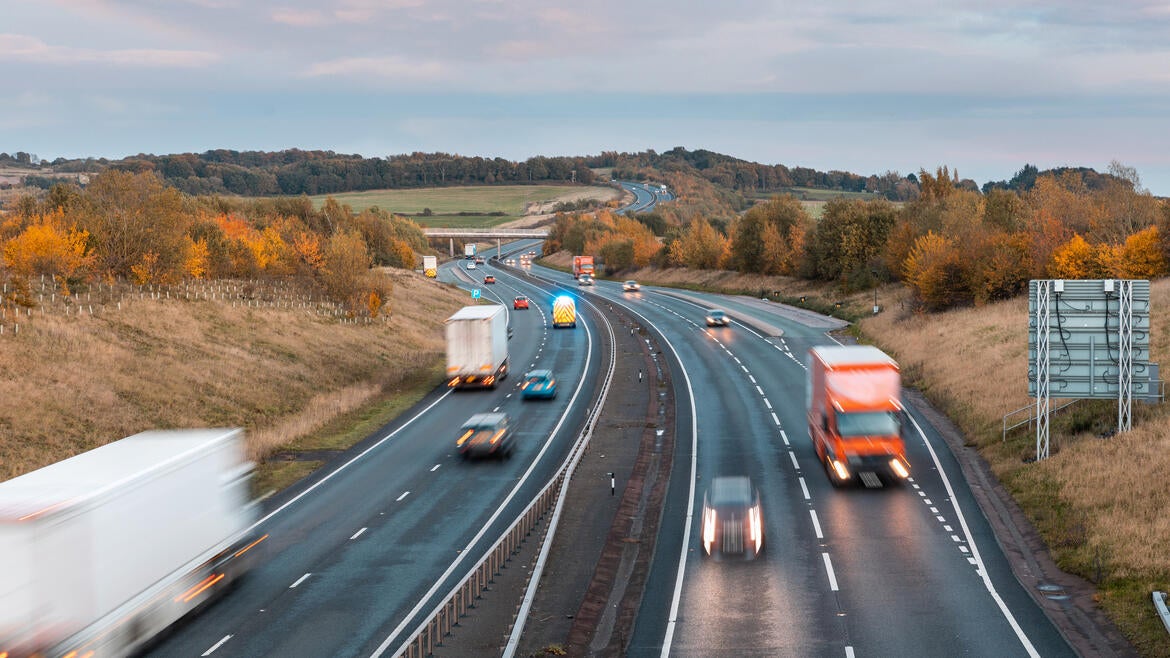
[
  {"xmin": 807, "ymin": 345, "xmax": 910, "ymax": 486},
  {"xmin": 572, "ymin": 255, "xmax": 594, "ymax": 279}
]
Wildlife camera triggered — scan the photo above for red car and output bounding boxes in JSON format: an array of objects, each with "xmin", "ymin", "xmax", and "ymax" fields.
[
  {"xmin": 484, "ymin": 275, "xmax": 496, "ymax": 284},
  {"xmin": 513, "ymin": 295, "xmax": 529, "ymax": 310}
]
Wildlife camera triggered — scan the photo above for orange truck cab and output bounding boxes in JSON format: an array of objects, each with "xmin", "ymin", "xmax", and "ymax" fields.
[
  {"xmin": 572, "ymin": 255, "xmax": 594, "ymax": 279},
  {"xmin": 807, "ymin": 345, "xmax": 910, "ymax": 486}
]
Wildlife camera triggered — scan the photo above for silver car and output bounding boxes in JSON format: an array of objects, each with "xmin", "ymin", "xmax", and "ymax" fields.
[
  {"xmin": 701, "ymin": 476, "xmax": 763, "ymax": 559},
  {"xmin": 705, "ymin": 309, "xmax": 729, "ymax": 327}
]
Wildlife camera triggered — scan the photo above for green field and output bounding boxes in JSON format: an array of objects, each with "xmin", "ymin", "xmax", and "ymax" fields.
[
  {"xmin": 308, "ymin": 184, "xmax": 609, "ymax": 225},
  {"xmin": 746, "ymin": 187, "xmax": 896, "ymax": 219}
]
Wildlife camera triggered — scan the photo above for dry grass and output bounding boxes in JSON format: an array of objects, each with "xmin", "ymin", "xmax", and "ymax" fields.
[
  {"xmin": 859, "ymin": 281, "xmax": 1170, "ymax": 656},
  {"xmin": 0, "ymin": 270, "xmax": 468, "ymax": 481}
]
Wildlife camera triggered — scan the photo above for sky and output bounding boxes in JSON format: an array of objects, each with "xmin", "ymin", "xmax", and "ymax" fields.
[{"xmin": 4, "ymin": 0, "xmax": 1170, "ymax": 194}]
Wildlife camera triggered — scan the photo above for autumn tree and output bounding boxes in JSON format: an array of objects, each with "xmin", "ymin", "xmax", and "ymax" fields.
[
  {"xmin": 669, "ymin": 219, "xmax": 728, "ymax": 269},
  {"xmin": 79, "ymin": 170, "xmax": 191, "ymax": 282},
  {"xmin": 1104, "ymin": 226, "xmax": 1165, "ymax": 279},
  {"xmin": 730, "ymin": 195, "xmax": 808, "ymax": 274},
  {"xmin": 968, "ymin": 231, "xmax": 1033, "ymax": 303},
  {"xmin": 1048, "ymin": 234, "xmax": 1103, "ymax": 279},
  {"xmin": 804, "ymin": 198, "xmax": 897, "ymax": 288},
  {"xmin": 321, "ymin": 230, "xmax": 372, "ymax": 305},
  {"xmin": 2, "ymin": 213, "xmax": 93, "ymax": 284},
  {"xmin": 903, "ymin": 232, "xmax": 971, "ymax": 311}
]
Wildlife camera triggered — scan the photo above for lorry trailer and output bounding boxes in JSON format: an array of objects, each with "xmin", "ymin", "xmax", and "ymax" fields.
[
  {"xmin": 446, "ymin": 304, "xmax": 510, "ymax": 388},
  {"xmin": 0, "ymin": 428, "xmax": 262, "ymax": 657}
]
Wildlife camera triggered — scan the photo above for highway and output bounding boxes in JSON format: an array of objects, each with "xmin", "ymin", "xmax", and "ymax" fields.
[
  {"xmin": 524, "ymin": 270, "xmax": 1075, "ymax": 657},
  {"xmin": 146, "ymin": 243, "xmax": 602, "ymax": 657},
  {"xmin": 617, "ymin": 180, "xmax": 671, "ymax": 213},
  {"xmin": 148, "ymin": 240, "xmax": 1077, "ymax": 657}
]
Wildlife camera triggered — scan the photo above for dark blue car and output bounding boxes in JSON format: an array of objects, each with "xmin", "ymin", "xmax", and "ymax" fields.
[{"xmin": 521, "ymin": 369, "xmax": 557, "ymax": 400}]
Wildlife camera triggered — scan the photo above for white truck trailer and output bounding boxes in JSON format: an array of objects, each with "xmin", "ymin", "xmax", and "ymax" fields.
[
  {"xmin": 0, "ymin": 428, "xmax": 262, "ymax": 657},
  {"xmin": 446, "ymin": 304, "xmax": 509, "ymax": 389},
  {"xmin": 423, "ymin": 255, "xmax": 438, "ymax": 278}
]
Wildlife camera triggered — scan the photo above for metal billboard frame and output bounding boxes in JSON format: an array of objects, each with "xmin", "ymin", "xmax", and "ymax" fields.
[{"xmin": 1028, "ymin": 279, "xmax": 1153, "ymax": 461}]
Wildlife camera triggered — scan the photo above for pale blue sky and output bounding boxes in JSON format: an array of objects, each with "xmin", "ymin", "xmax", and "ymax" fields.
[{"xmin": 4, "ymin": 0, "xmax": 1170, "ymax": 193}]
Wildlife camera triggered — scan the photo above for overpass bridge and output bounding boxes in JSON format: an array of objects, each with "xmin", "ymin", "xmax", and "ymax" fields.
[{"xmin": 423, "ymin": 228, "xmax": 548, "ymax": 257}]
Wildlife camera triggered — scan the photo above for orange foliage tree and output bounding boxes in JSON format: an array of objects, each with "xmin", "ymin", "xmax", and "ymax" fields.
[
  {"xmin": 902, "ymin": 232, "xmax": 971, "ymax": 311},
  {"xmin": 2, "ymin": 215, "xmax": 93, "ymax": 285},
  {"xmin": 1048, "ymin": 234, "xmax": 1103, "ymax": 279}
]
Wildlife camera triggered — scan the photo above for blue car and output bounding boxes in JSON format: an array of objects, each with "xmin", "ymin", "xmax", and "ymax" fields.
[{"xmin": 521, "ymin": 369, "xmax": 557, "ymax": 400}]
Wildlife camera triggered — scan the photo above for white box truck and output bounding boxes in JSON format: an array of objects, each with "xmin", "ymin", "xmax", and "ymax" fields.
[
  {"xmin": 446, "ymin": 304, "xmax": 509, "ymax": 389},
  {"xmin": 464, "ymin": 243, "xmax": 477, "ymax": 259},
  {"xmin": 0, "ymin": 428, "xmax": 262, "ymax": 657},
  {"xmin": 423, "ymin": 255, "xmax": 438, "ymax": 278}
]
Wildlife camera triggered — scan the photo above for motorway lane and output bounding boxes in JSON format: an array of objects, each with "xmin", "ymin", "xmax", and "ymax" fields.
[
  {"xmin": 618, "ymin": 181, "xmax": 659, "ymax": 214},
  {"xmin": 147, "ymin": 258, "xmax": 604, "ymax": 657},
  {"xmin": 576, "ymin": 280, "xmax": 1072, "ymax": 657}
]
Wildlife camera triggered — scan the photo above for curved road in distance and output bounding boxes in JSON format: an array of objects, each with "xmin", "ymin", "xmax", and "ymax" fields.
[
  {"xmin": 148, "ymin": 247, "xmax": 605, "ymax": 657},
  {"xmin": 527, "ymin": 266, "xmax": 1073, "ymax": 657},
  {"xmin": 617, "ymin": 180, "xmax": 670, "ymax": 214}
]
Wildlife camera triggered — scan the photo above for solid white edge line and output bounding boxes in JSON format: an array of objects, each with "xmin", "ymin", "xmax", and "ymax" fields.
[
  {"xmin": 378, "ymin": 291, "xmax": 597, "ymax": 658},
  {"xmin": 810, "ymin": 509, "xmax": 824, "ymax": 539},
  {"xmin": 905, "ymin": 411, "xmax": 1041, "ymax": 657},
  {"xmin": 289, "ymin": 573, "xmax": 311, "ymax": 589},
  {"xmin": 249, "ymin": 389, "xmax": 452, "ymax": 532},
  {"xmin": 350, "ymin": 527, "xmax": 367, "ymax": 540},
  {"xmin": 822, "ymin": 553, "xmax": 839, "ymax": 591},
  {"xmin": 396, "ymin": 491, "xmax": 410, "ymax": 502},
  {"xmin": 656, "ymin": 325, "xmax": 700, "ymax": 658},
  {"xmin": 799, "ymin": 477, "xmax": 810, "ymax": 500},
  {"xmin": 202, "ymin": 635, "xmax": 232, "ymax": 656}
]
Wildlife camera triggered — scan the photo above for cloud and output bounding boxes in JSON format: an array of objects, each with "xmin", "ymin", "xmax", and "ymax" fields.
[
  {"xmin": 271, "ymin": 8, "xmax": 329, "ymax": 26},
  {"xmin": 302, "ymin": 55, "xmax": 445, "ymax": 80},
  {"xmin": 0, "ymin": 33, "xmax": 218, "ymax": 68}
]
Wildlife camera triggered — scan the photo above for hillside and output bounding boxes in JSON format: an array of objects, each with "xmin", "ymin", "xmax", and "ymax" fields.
[{"xmin": 0, "ymin": 269, "xmax": 468, "ymax": 490}]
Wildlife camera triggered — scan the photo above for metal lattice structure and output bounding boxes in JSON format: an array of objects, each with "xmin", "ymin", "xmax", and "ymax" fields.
[
  {"xmin": 1034, "ymin": 280, "xmax": 1051, "ymax": 461},
  {"xmin": 1119, "ymin": 279, "xmax": 1134, "ymax": 432},
  {"xmin": 1028, "ymin": 279, "xmax": 1156, "ymax": 461}
]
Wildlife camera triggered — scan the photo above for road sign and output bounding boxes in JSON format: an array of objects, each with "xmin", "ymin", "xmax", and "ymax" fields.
[{"xmin": 472, "ymin": 289, "xmax": 481, "ymax": 299}]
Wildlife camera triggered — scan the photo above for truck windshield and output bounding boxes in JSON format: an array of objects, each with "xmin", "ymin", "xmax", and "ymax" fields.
[{"xmin": 836, "ymin": 411, "xmax": 899, "ymax": 437}]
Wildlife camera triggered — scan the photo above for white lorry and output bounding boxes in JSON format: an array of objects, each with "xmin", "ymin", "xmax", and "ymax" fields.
[
  {"xmin": 446, "ymin": 304, "xmax": 509, "ymax": 389},
  {"xmin": 464, "ymin": 243, "xmax": 477, "ymax": 259},
  {"xmin": 423, "ymin": 255, "xmax": 438, "ymax": 278},
  {"xmin": 0, "ymin": 428, "xmax": 262, "ymax": 657}
]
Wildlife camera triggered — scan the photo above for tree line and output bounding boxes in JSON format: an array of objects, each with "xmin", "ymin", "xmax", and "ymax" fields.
[
  {"xmin": 547, "ymin": 164, "xmax": 1170, "ymax": 312},
  {"xmin": 1, "ymin": 171, "xmax": 430, "ymax": 315}
]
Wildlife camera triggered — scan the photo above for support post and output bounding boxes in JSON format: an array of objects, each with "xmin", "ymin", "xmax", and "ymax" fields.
[{"xmin": 1036, "ymin": 280, "xmax": 1051, "ymax": 460}]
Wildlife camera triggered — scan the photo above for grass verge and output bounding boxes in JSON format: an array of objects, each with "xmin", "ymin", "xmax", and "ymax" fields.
[{"xmin": 251, "ymin": 364, "xmax": 444, "ymax": 496}]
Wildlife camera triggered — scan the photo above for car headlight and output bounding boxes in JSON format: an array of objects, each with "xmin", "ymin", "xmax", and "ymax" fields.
[{"xmin": 702, "ymin": 508, "xmax": 716, "ymax": 554}]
